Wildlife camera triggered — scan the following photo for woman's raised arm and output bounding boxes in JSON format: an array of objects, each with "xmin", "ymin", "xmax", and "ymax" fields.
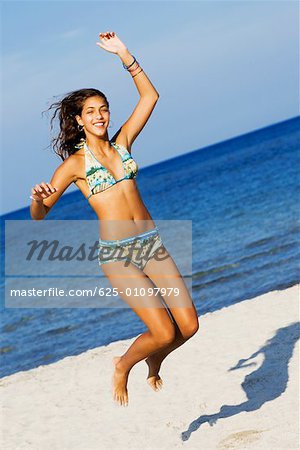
[{"xmin": 97, "ymin": 31, "xmax": 159, "ymax": 149}]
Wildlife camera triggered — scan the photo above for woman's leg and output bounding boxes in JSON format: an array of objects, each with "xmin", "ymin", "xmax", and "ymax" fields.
[
  {"xmin": 100, "ymin": 260, "xmax": 176, "ymax": 406},
  {"xmin": 142, "ymin": 247, "xmax": 199, "ymax": 390}
]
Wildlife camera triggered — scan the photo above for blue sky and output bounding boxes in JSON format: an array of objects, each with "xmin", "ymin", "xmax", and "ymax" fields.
[{"xmin": 1, "ymin": 0, "xmax": 298, "ymax": 215}]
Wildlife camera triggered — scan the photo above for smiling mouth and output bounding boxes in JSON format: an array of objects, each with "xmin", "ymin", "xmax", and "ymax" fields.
[{"xmin": 93, "ymin": 122, "xmax": 105, "ymax": 127}]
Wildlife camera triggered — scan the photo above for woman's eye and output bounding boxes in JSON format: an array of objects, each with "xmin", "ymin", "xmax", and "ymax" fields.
[{"xmin": 85, "ymin": 109, "xmax": 108, "ymax": 114}]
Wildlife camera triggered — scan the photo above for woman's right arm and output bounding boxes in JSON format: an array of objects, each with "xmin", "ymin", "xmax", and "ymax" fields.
[{"xmin": 30, "ymin": 157, "xmax": 78, "ymax": 220}]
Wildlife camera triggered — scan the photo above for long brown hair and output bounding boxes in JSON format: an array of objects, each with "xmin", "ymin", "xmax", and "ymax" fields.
[{"xmin": 44, "ymin": 88, "xmax": 109, "ymax": 161}]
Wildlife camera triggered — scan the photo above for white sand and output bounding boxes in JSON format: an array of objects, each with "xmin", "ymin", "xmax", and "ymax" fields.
[{"xmin": 1, "ymin": 285, "xmax": 299, "ymax": 450}]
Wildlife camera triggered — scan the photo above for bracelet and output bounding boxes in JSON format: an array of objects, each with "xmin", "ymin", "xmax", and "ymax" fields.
[
  {"xmin": 132, "ymin": 68, "xmax": 143, "ymax": 77},
  {"xmin": 128, "ymin": 63, "xmax": 140, "ymax": 73},
  {"xmin": 128, "ymin": 65, "xmax": 141, "ymax": 76},
  {"xmin": 122, "ymin": 56, "xmax": 136, "ymax": 70},
  {"xmin": 30, "ymin": 195, "xmax": 43, "ymax": 203},
  {"xmin": 127, "ymin": 60, "xmax": 139, "ymax": 71},
  {"xmin": 132, "ymin": 68, "xmax": 143, "ymax": 78}
]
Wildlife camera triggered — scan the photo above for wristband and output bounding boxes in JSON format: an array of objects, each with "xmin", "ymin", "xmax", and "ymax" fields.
[{"xmin": 122, "ymin": 56, "xmax": 136, "ymax": 70}]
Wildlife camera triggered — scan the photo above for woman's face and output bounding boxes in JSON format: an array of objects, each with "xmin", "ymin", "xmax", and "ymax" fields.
[{"xmin": 76, "ymin": 95, "xmax": 110, "ymax": 138}]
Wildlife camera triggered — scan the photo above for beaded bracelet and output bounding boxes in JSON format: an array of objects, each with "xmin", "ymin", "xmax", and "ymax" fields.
[{"xmin": 122, "ymin": 56, "xmax": 136, "ymax": 70}]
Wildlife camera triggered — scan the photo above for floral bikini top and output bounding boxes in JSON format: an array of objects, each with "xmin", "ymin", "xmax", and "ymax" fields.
[{"xmin": 75, "ymin": 139, "xmax": 138, "ymax": 200}]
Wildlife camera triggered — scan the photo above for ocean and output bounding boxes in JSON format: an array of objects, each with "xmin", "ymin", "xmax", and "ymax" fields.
[{"xmin": 1, "ymin": 116, "xmax": 299, "ymax": 378}]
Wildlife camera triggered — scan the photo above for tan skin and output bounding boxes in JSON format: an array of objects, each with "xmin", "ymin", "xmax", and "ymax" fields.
[{"xmin": 30, "ymin": 32, "xmax": 199, "ymax": 407}]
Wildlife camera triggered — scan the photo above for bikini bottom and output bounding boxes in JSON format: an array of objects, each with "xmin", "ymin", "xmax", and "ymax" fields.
[{"xmin": 98, "ymin": 226, "xmax": 164, "ymax": 271}]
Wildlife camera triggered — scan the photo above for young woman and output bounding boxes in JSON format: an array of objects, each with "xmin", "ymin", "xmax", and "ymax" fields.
[{"xmin": 30, "ymin": 31, "xmax": 199, "ymax": 407}]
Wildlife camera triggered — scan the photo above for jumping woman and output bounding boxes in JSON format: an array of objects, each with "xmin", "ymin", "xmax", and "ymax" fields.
[{"xmin": 30, "ymin": 31, "xmax": 199, "ymax": 407}]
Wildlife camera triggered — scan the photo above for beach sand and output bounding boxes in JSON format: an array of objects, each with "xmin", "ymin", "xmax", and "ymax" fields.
[{"xmin": 1, "ymin": 285, "xmax": 299, "ymax": 450}]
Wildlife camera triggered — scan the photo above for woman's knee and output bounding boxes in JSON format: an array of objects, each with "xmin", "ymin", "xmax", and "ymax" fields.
[
  {"xmin": 180, "ymin": 318, "xmax": 199, "ymax": 340},
  {"xmin": 151, "ymin": 324, "xmax": 176, "ymax": 347}
]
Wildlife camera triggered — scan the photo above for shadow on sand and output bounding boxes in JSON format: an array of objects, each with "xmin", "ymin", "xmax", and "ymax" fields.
[{"xmin": 181, "ymin": 322, "xmax": 300, "ymax": 441}]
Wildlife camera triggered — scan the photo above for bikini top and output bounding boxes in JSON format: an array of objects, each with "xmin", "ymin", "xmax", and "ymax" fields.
[{"xmin": 75, "ymin": 139, "xmax": 138, "ymax": 200}]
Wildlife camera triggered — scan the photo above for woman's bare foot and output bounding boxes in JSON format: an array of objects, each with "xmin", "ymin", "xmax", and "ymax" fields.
[
  {"xmin": 112, "ymin": 356, "xmax": 129, "ymax": 406},
  {"xmin": 145, "ymin": 355, "xmax": 163, "ymax": 391}
]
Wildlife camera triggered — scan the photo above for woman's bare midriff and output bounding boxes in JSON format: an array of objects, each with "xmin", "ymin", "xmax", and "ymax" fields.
[
  {"xmin": 93, "ymin": 181, "xmax": 156, "ymax": 239},
  {"xmin": 73, "ymin": 150, "xmax": 156, "ymax": 240}
]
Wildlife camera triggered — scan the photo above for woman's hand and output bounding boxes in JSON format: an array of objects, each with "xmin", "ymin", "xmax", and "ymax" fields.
[
  {"xmin": 96, "ymin": 31, "xmax": 127, "ymax": 55},
  {"xmin": 31, "ymin": 182, "xmax": 58, "ymax": 202}
]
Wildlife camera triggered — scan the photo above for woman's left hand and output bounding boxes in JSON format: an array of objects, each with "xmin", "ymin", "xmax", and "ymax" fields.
[{"xmin": 96, "ymin": 31, "xmax": 127, "ymax": 55}]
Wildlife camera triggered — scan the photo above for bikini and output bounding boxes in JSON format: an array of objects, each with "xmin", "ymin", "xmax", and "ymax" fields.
[
  {"xmin": 74, "ymin": 138, "xmax": 164, "ymax": 270},
  {"xmin": 83, "ymin": 139, "xmax": 138, "ymax": 200}
]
